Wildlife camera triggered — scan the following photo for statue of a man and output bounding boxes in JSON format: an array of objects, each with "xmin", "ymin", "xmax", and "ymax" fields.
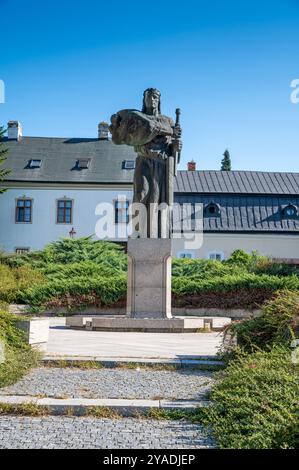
[{"xmin": 109, "ymin": 88, "xmax": 182, "ymax": 237}]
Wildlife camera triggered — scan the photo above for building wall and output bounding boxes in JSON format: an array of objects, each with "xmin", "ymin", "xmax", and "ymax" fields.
[
  {"xmin": 1, "ymin": 186, "xmax": 298, "ymax": 259},
  {"xmin": 0, "ymin": 186, "xmax": 132, "ymax": 252},
  {"xmin": 172, "ymin": 233, "xmax": 299, "ymax": 260}
]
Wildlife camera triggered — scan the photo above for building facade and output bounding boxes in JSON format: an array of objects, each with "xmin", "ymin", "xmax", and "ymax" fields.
[{"xmin": 1, "ymin": 121, "xmax": 298, "ymax": 260}]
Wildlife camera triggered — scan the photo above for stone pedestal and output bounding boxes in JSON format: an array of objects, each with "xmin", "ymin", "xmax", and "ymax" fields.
[
  {"xmin": 16, "ymin": 318, "xmax": 49, "ymax": 352},
  {"xmin": 127, "ymin": 238, "xmax": 172, "ymax": 319}
]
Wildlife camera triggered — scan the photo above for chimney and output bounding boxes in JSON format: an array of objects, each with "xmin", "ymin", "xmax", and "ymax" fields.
[
  {"xmin": 187, "ymin": 160, "xmax": 196, "ymax": 171},
  {"xmin": 98, "ymin": 121, "xmax": 109, "ymax": 140},
  {"xmin": 7, "ymin": 121, "xmax": 22, "ymax": 141}
]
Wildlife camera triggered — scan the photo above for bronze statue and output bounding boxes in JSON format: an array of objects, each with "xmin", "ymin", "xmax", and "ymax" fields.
[{"xmin": 109, "ymin": 88, "xmax": 182, "ymax": 237}]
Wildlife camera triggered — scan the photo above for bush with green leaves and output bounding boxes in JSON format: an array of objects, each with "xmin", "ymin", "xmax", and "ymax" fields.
[
  {"xmin": 227, "ymin": 290, "xmax": 299, "ymax": 351},
  {"xmin": 2, "ymin": 240, "xmax": 299, "ymax": 310},
  {"xmin": 1, "ymin": 237, "xmax": 127, "ymax": 270},
  {"xmin": 226, "ymin": 249, "xmax": 299, "ymax": 276},
  {"xmin": 0, "ymin": 264, "xmax": 45, "ymax": 304},
  {"xmin": 0, "ymin": 311, "xmax": 39, "ymax": 387},
  {"xmin": 203, "ymin": 346, "xmax": 299, "ymax": 449}
]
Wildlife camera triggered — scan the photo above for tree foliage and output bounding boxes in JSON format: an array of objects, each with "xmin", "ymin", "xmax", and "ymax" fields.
[{"xmin": 221, "ymin": 149, "xmax": 232, "ymax": 171}]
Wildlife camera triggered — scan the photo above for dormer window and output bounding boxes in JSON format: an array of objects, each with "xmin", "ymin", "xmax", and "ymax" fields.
[
  {"xmin": 204, "ymin": 202, "xmax": 220, "ymax": 217},
  {"xmin": 77, "ymin": 158, "xmax": 91, "ymax": 170},
  {"xmin": 282, "ymin": 204, "xmax": 298, "ymax": 219},
  {"xmin": 123, "ymin": 160, "xmax": 135, "ymax": 170},
  {"xmin": 29, "ymin": 159, "xmax": 42, "ymax": 169}
]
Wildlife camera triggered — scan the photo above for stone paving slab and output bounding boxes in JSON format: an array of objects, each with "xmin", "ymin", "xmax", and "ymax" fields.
[
  {"xmin": 47, "ymin": 318, "xmax": 223, "ymax": 358},
  {"xmin": 0, "ymin": 367, "xmax": 214, "ymax": 400},
  {"xmin": 0, "ymin": 416, "xmax": 215, "ymax": 449}
]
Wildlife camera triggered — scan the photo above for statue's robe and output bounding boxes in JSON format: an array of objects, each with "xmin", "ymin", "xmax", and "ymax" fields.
[
  {"xmin": 110, "ymin": 109, "xmax": 174, "ymax": 204},
  {"xmin": 110, "ymin": 110, "xmax": 174, "ymax": 237}
]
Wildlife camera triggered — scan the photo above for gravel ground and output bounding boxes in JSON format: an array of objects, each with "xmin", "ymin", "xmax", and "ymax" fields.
[
  {"xmin": 0, "ymin": 416, "xmax": 215, "ymax": 449},
  {"xmin": 0, "ymin": 367, "xmax": 214, "ymax": 400}
]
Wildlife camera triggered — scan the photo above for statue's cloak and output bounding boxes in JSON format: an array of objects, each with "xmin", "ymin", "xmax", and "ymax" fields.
[{"xmin": 109, "ymin": 109, "xmax": 174, "ymax": 146}]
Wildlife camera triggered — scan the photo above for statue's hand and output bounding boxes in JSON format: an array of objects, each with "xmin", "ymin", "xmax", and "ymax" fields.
[{"xmin": 173, "ymin": 124, "xmax": 182, "ymax": 138}]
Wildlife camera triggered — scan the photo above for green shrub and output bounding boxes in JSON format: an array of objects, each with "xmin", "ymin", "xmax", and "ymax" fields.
[
  {"xmin": 203, "ymin": 347, "xmax": 299, "ymax": 449},
  {"xmin": 226, "ymin": 249, "xmax": 254, "ymax": 266},
  {"xmin": 172, "ymin": 258, "xmax": 245, "ymax": 278},
  {"xmin": 0, "ymin": 265, "xmax": 17, "ymax": 303},
  {"xmin": 0, "ymin": 264, "xmax": 45, "ymax": 304},
  {"xmin": 0, "ymin": 311, "xmax": 39, "ymax": 387},
  {"xmin": 226, "ymin": 249, "xmax": 299, "ymax": 277},
  {"xmin": 173, "ymin": 273, "xmax": 299, "ymax": 296},
  {"xmin": 1, "ymin": 237, "xmax": 127, "ymax": 269},
  {"xmin": 2, "ymin": 239, "xmax": 299, "ymax": 310},
  {"xmin": 18, "ymin": 274, "xmax": 127, "ymax": 308},
  {"xmin": 228, "ymin": 290, "xmax": 299, "ymax": 351}
]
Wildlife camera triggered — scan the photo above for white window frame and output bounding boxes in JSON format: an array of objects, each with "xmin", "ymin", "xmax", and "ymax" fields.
[
  {"xmin": 207, "ymin": 250, "xmax": 225, "ymax": 261},
  {"xmin": 15, "ymin": 247, "xmax": 30, "ymax": 255},
  {"xmin": 177, "ymin": 251, "xmax": 195, "ymax": 259}
]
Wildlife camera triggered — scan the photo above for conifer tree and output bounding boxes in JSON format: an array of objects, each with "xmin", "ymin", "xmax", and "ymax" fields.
[{"xmin": 221, "ymin": 149, "xmax": 232, "ymax": 171}]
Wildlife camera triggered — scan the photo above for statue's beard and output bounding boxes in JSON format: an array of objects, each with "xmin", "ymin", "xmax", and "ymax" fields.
[{"xmin": 145, "ymin": 105, "xmax": 159, "ymax": 116}]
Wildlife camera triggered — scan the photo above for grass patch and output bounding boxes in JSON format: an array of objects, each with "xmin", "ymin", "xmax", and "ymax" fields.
[
  {"xmin": 0, "ymin": 402, "xmax": 122, "ymax": 419},
  {"xmin": 0, "ymin": 402, "xmax": 50, "ymax": 417},
  {"xmin": 42, "ymin": 360, "xmax": 104, "ymax": 370},
  {"xmin": 146, "ymin": 407, "xmax": 207, "ymax": 423}
]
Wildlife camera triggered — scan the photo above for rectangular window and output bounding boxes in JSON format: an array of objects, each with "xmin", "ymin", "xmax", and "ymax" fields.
[
  {"xmin": 180, "ymin": 253, "xmax": 192, "ymax": 259},
  {"xmin": 15, "ymin": 248, "xmax": 30, "ymax": 255},
  {"xmin": 16, "ymin": 199, "xmax": 32, "ymax": 223},
  {"xmin": 57, "ymin": 200, "xmax": 73, "ymax": 224},
  {"xmin": 208, "ymin": 252, "xmax": 223, "ymax": 261},
  {"xmin": 115, "ymin": 200, "xmax": 129, "ymax": 224}
]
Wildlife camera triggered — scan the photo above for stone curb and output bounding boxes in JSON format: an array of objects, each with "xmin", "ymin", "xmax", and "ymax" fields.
[
  {"xmin": 41, "ymin": 356, "xmax": 224, "ymax": 369},
  {"xmin": 0, "ymin": 396, "xmax": 210, "ymax": 416}
]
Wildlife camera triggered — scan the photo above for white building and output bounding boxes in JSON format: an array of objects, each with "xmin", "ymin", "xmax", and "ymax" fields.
[{"xmin": 1, "ymin": 121, "xmax": 299, "ymax": 261}]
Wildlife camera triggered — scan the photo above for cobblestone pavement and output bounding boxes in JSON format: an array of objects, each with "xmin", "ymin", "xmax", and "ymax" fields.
[
  {"xmin": 0, "ymin": 368, "xmax": 214, "ymax": 400},
  {"xmin": 0, "ymin": 416, "xmax": 214, "ymax": 449}
]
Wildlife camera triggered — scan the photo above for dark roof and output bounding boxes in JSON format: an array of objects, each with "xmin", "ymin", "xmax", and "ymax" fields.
[
  {"xmin": 2, "ymin": 137, "xmax": 137, "ymax": 184},
  {"xmin": 175, "ymin": 193, "xmax": 299, "ymax": 233},
  {"xmin": 174, "ymin": 170, "xmax": 299, "ymax": 195},
  {"xmin": 2, "ymin": 136, "xmax": 299, "ymax": 233},
  {"xmin": 3, "ymin": 137, "xmax": 299, "ymax": 196}
]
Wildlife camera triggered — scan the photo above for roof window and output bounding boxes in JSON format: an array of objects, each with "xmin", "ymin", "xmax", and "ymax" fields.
[
  {"xmin": 204, "ymin": 202, "xmax": 221, "ymax": 217},
  {"xmin": 123, "ymin": 160, "xmax": 135, "ymax": 170},
  {"xmin": 282, "ymin": 204, "xmax": 298, "ymax": 219},
  {"xmin": 28, "ymin": 159, "xmax": 42, "ymax": 169},
  {"xmin": 77, "ymin": 158, "xmax": 91, "ymax": 170}
]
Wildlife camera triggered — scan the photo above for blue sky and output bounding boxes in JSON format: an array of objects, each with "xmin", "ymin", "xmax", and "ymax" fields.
[{"xmin": 1, "ymin": 0, "xmax": 299, "ymax": 172}]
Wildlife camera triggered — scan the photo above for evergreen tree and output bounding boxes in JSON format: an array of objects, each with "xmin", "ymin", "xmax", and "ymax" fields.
[
  {"xmin": 0, "ymin": 126, "xmax": 9, "ymax": 193},
  {"xmin": 221, "ymin": 149, "xmax": 232, "ymax": 171}
]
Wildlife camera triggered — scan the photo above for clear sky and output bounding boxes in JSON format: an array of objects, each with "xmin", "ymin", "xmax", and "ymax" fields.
[{"xmin": 1, "ymin": 0, "xmax": 299, "ymax": 172}]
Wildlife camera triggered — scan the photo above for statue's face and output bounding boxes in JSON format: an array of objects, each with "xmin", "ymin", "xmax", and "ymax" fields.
[{"xmin": 144, "ymin": 90, "xmax": 160, "ymax": 114}]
